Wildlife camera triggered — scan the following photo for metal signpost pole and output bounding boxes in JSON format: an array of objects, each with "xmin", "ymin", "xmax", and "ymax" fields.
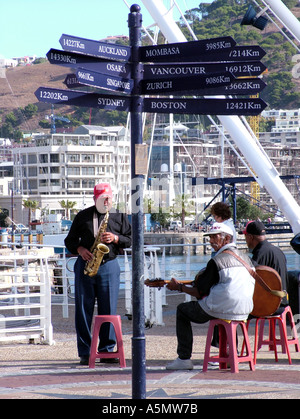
[{"xmin": 128, "ymin": 4, "xmax": 146, "ymax": 400}]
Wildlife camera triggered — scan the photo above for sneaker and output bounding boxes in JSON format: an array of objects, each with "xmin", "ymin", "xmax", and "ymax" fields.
[{"xmin": 166, "ymin": 357, "xmax": 193, "ymax": 370}]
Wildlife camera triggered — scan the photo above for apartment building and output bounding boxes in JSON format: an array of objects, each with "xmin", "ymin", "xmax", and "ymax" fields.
[{"xmin": 3, "ymin": 125, "xmax": 131, "ymax": 224}]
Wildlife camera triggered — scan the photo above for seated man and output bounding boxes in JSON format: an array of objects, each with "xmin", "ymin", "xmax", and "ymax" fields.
[
  {"xmin": 166, "ymin": 222, "xmax": 255, "ymax": 370},
  {"xmin": 239, "ymin": 220, "xmax": 289, "ymax": 312}
]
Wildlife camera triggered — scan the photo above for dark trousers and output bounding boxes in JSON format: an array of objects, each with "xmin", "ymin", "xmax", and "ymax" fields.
[
  {"xmin": 74, "ymin": 257, "xmax": 120, "ymax": 357},
  {"xmin": 176, "ymin": 301, "xmax": 216, "ymax": 359}
]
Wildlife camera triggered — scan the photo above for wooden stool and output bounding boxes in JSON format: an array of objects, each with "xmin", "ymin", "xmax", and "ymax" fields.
[
  {"xmin": 249, "ymin": 306, "xmax": 300, "ymax": 365},
  {"xmin": 203, "ymin": 319, "xmax": 255, "ymax": 373},
  {"xmin": 89, "ymin": 315, "xmax": 126, "ymax": 368}
]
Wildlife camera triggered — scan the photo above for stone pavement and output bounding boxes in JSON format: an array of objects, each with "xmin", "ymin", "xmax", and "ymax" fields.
[{"xmin": 0, "ymin": 293, "xmax": 299, "ymax": 400}]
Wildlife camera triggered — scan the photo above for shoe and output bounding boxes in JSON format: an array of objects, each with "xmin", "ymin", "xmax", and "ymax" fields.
[
  {"xmin": 166, "ymin": 357, "xmax": 193, "ymax": 370},
  {"xmin": 79, "ymin": 356, "xmax": 89, "ymax": 365},
  {"xmin": 100, "ymin": 358, "xmax": 119, "ymax": 364},
  {"xmin": 208, "ymin": 361, "xmax": 219, "ymax": 367}
]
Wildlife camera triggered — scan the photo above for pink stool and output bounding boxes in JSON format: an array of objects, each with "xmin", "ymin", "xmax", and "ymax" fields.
[
  {"xmin": 249, "ymin": 306, "xmax": 299, "ymax": 365},
  {"xmin": 89, "ymin": 315, "xmax": 126, "ymax": 368},
  {"xmin": 203, "ymin": 319, "xmax": 255, "ymax": 374}
]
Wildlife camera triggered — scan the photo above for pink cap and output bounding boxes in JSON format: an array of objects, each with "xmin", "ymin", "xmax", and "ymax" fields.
[{"xmin": 93, "ymin": 183, "xmax": 112, "ymax": 199}]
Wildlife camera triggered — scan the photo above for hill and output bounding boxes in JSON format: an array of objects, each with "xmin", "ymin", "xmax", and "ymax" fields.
[
  {"xmin": 1, "ymin": 0, "xmax": 300, "ymax": 136},
  {"xmin": 0, "ymin": 61, "xmax": 73, "ymax": 132}
]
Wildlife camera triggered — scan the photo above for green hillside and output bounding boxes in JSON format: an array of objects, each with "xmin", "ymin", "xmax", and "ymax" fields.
[{"xmin": 175, "ymin": 0, "xmax": 300, "ymax": 108}]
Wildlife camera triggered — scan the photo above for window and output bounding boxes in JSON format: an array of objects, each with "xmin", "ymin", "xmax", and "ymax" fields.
[
  {"xmin": 50, "ymin": 167, "xmax": 60, "ymax": 174},
  {"xmin": 67, "ymin": 167, "xmax": 80, "ymax": 175},
  {"xmin": 82, "ymin": 154, "xmax": 94, "ymax": 162},
  {"xmin": 28, "ymin": 154, "xmax": 37, "ymax": 164},
  {"xmin": 28, "ymin": 167, "xmax": 37, "ymax": 176},
  {"xmin": 82, "ymin": 167, "xmax": 95, "ymax": 175},
  {"xmin": 40, "ymin": 154, "xmax": 48, "ymax": 163},
  {"xmin": 50, "ymin": 154, "xmax": 59, "ymax": 163},
  {"xmin": 68, "ymin": 154, "xmax": 80, "ymax": 162}
]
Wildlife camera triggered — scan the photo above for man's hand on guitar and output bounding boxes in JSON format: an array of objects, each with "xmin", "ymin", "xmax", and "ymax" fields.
[{"xmin": 166, "ymin": 277, "xmax": 181, "ymax": 291}]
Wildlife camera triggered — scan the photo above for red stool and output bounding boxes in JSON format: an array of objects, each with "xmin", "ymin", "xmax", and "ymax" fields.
[
  {"xmin": 203, "ymin": 319, "xmax": 255, "ymax": 373},
  {"xmin": 89, "ymin": 315, "xmax": 126, "ymax": 368},
  {"xmin": 249, "ymin": 306, "xmax": 299, "ymax": 365}
]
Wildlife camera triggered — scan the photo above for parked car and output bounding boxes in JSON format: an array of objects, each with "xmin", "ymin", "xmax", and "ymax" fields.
[{"xmin": 169, "ymin": 220, "xmax": 182, "ymax": 230}]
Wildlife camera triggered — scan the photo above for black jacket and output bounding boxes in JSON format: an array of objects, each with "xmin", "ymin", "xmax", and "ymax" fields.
[{"xmin": 64, "ymin": 206, "xmax": 131, "ymax": 261}]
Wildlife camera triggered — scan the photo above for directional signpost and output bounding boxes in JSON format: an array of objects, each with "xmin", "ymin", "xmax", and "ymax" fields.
[
  {"xmin": 47, "ymin": 48, "xmax": 132, "ymax": 77},
  {"xmin": 143, "ymin": 97, "xmax": 267, "ymax": 115},
  {"xmin": 140, "ymin": 72, "xmax": 234, "ymax": 95},
  {"xmin": 59, "ymin": 33, "xmax": 131, "ymax": 61},
  {"xmin": 63, "ymin": 74, "xmax": 81, "ymax": 89},
  {"xmin": 139, "ymin": 35, "xmax": 236, "ymax": 62},
  {"xmin": 143, "ymin": 61, "xmax": 267, "ymax": 79},
  {"xmin": 35, "ymin": 4, "xmax": 269, "ymax": 401},
  {"xmin": 75, "ymin": 68, "xmax": 133, "ymax": 94},
  {"xmin": 35, "ymin": 87, "xmax": 131, "ymax": 111}
]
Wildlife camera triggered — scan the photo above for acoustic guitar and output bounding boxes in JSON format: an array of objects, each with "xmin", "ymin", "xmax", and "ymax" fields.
[{"xmin": 250, "ymin": 265, "xmax": 283, "ymax": 317}]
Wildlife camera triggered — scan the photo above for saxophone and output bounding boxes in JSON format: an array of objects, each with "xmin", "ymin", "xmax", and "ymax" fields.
[{"xmin": 84, "ymin": 210, "xmax": 110, "ymax": 277}]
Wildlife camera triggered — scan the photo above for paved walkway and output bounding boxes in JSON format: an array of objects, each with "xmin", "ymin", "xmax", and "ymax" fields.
[{"xmin": 0, "ymin": 294, "xmax": 299, "ymax": 400}]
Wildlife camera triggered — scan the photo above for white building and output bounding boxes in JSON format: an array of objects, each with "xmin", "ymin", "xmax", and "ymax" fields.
[{"xmin": 1, "ymin": 126, "xmax": 131, "ymax": 225}]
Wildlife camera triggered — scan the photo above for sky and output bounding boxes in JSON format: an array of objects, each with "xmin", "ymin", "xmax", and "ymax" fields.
[{"xmin": 1, "ymin": 0, "xmax": 212, "ymax": 59}]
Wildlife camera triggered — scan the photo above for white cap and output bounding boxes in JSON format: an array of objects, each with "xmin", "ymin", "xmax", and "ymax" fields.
[{"xmin": 203, "ymin": 222, "xmax": 233, "ymax": 237}]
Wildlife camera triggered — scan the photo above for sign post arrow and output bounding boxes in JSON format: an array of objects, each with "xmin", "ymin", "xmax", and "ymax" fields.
[
  {"xmin": 143, "ymin": 61, "xmax": 267, "ymax": 79},
  {"xmin": 35, "ymin": 87, "xmax": 131, "ymax": 111},
  {"xmin": 47, "ymin": 49, "xmax": 132, "ymax": 77},
  {"xmin": 143, "ymin": 97, "xmax": 267, "ymax": 115},
  {"xmin": 196, "ymin": 78, "xmax": 267, "ymax": 96},
  {"xmin": 60, "ymin": 33, "xmax": 131, "ymax": 62},
  {"xmin": 139, "ymin": 36, "xmax": 236, "ymax": 62},
  {"xmin": 187, "ymin": 45, "xmax": 266, "ymax": 62},
  {"xmin": 63, "ymin": 74, "xmax": 82, "ymax": 89},
  {"xmin": 75, "ymin": 68, "xmax": 133, "ymax": 94},
  {"xmin": 140, "ymin": 72, "xmax": 235, "ymax": 95}
]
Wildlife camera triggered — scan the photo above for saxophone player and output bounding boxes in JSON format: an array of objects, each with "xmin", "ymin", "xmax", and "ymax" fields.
[{"xmin": 65, "ymin": 183, "xmax": 131, "ymax": 365}]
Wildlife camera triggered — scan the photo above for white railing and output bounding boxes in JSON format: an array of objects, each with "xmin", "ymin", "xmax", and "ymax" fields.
[
  {"xmin": 1, "ymin": 239, "xmax": 299, "ymax": 330},
  {"xmin": 0, "ymin": 251, "xmax": 53, "ymax": 344}
]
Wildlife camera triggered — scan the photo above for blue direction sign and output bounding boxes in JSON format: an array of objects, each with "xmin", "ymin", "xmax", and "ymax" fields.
[
  {"xmin": 187, "ymin": 45, "xmax": 266, "ymax": 62},
  {"xmin": 139, "ymin": 36, "xmax": 236, "ymax": 62},
  {"xmin": 47, "ymin": 49, "xmax": 131, "ymax": 77},
  {"xmin": 64, "ymin": 74, "xmax": 82, "ymax": 89},
  {"xmin": 60, "ymin": 34, "xmax": 131, "ymax": 62},
  {"xmin": 197, "ymin": 78, "xmax": 267, "ymax": 96},
  {"xmin": 140, "ymin": 72, "xmax": 234, "ymax": 95},
  {"xmin": 75, "ymin": 68, "xmax": 133, "ymax": 94},
  {"xmin": 35, "ymin": 87, "xmax": 131, "ymax": 111},
  {"xmin": 143, "ymin": 61, "xmax": 267, "ymax": 79},
  {"xmin": 143, "ymin": 97, "xmax": 267, "ymax": 115}
]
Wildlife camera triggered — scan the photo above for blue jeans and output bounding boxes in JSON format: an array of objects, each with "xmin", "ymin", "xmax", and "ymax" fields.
[{"xmin": 74, "ymin": 257, "xmax": 120, "ymax": 357}]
